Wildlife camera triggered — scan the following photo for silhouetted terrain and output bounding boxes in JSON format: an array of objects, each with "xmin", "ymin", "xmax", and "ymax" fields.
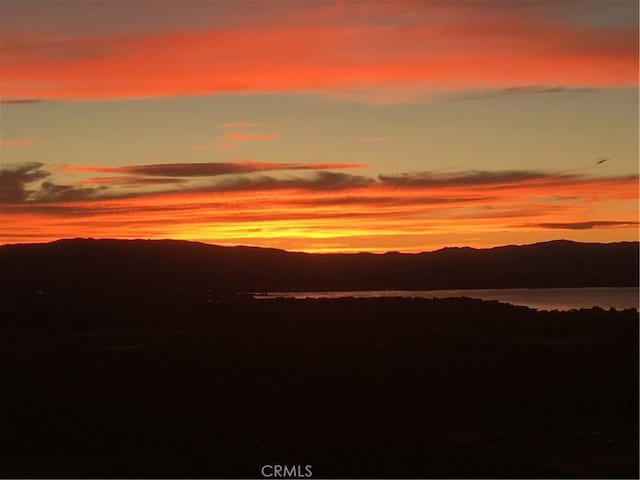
[
  {"xmin": 0, "ymin": 239, "xmax": 638, "ymax": 478},
  {"xmin": 0, "ymin": 239, "xmax": 637, "ymax": 304}
]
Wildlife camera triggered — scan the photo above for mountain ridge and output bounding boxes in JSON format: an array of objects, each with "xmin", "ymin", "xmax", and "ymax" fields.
[
  {"xmin": 1, "ymin": 238, "xmax": 637, "ymax": 297},
  {"xmin": 2, "ymin": 236, "xmax": 636, "ymax": 255}
]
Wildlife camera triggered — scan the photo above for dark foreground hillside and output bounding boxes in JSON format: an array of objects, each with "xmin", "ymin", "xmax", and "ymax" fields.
[
  {"xmin": 0, "ymin": 239, "xmax": 637, "ymax": 297},
  {"xmin": 0, "ymin": 294, "xmax": 637, "ymax": 478}
]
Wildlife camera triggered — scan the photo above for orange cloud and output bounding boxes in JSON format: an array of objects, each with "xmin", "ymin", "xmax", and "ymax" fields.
[
  {"xmin": 1, "ymin": 13, "xmax": 636, "ymax": 102},
  {"xmin": 218, "ymin": 132, "xmax": 280, "ymax": 142},
  {"xmin": 73, "ymin": 176, "xmax": 186, "ymax": 187},
  {"xmin": 2, "ymin": 165, "xmax": 637, "ymax": 252}
]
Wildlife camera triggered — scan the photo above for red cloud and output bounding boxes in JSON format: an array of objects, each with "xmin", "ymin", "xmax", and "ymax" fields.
[
  {"xmin": 218, "ymin": 132, "xmax": 280, "ymax": 142},
  {"xmin": 1, "ymin": 13, "xmax": 636, "ymax": 101}
]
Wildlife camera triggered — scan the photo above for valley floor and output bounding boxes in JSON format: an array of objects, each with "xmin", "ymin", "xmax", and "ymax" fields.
[{"xmin": 1, "ymin": 297, "xmax": 638, "ymax": 478}]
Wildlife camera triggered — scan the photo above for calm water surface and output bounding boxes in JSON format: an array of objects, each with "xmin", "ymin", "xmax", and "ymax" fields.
[{"xmin": 254, "ymin": 287, "xmax": 639, "ymax": 311}]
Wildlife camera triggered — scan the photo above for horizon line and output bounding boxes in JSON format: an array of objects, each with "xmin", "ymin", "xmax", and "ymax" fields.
[{"xmin": 1, "ymin": 236, "xmax": 637, "ymax": 256}]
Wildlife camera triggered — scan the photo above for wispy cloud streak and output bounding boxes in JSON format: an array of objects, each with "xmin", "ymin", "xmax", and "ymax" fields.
[
  {"xmin": 218, "ymin": 132, "xmax": 280, "ymax": 142},
  {"xmin": 61, "ymin": 161, "xmax": 367, "ymax": 178},
  {"xmin": 1, "ymin": 4, "xmax": 636, "ymax": 102},
  {"xmin": 529, "ymin": 221, "xmax": 640, "ymax": 230},
  {"xmin": 1, "ymin": 162, "xmax": 637, "ymax": 251}
]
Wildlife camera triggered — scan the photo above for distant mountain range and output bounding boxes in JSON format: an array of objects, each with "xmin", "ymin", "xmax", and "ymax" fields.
[{"xmin": 0, "ymin": 239, "xmax": 637, "ymax": 301}]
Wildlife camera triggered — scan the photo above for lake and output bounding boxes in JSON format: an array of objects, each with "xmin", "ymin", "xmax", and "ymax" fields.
[{"xmin": 254, "ymin": 287, "xmax": 639, "ymax": 311}]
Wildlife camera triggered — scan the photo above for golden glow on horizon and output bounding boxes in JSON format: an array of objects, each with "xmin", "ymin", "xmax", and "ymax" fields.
[
  {"xmin": 2, "ymin": 176, "xmax": 637, "ymax": 252},
  {"xmin": 1, "ymin": 1, "xmax": 637, "ymax": 252}
]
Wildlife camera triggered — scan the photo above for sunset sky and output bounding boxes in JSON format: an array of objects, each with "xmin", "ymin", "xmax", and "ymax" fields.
[{"xmin": 1, "ymin": 0, "xmax": 638, "ymax": 252}]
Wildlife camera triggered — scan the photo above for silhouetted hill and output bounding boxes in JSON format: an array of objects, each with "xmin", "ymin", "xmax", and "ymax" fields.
[
  {"xmin": 0, "ymin": 238, "xmax": 638, "ymax": 477},
  {"xmin": 0, "ymin": 239, "xmax": 637, "ymax": 302},
  {"xmin": 1, "ymin": 295, "xmax": 638, "ymax": 477}
]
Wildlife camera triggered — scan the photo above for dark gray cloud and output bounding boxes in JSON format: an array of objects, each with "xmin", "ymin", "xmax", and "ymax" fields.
[
  {"xmin": 82, "ymin": 176, "xmax": 186, "ymax": 186},
  {"xmin": 0, "ymin": 162, "xmax": 50, "ymax": 202},
  {"xmin": 532, "ymin": 221, "xmax": 639, "ymax": 230},
  {"xmin": 0, "ymin": 164, "xmax": 375, "ymax": 206},
  {"xmin": 32, "ymin": 181, "xmax": 107, "ymax": 202},
  {"xmin": 3, "ymin": 162, "xmax": 637, "ymax": 212},
  {"xmin": 209, "ymin": 171, "xmax": 375, "ymax": 192},
  {"xmin": 0, "ymin": 98, "xmax": 44, "ymax": 105},
  {"xmin": 111, "ymin": 162, "xmax": 258, "ymax": 177},
  {"xmin": 378, "ymin": 170, "xmax": 553, "ymax": 188},
  {"xmin": 0, "ymin": 163, "xmax": 109, "ymax": 203},
  {"xmin": 306, "ymin": 171, "xmax": 375, "ymax": 190},
  {"xmin": 74, "ymin": 161, "xmax": 365, "ymax": 177},
  {"xmin": 454, "ymin": 86, "xmax": 596, "ymax": 101},
  {"xmin": 0, "ymin": 161, "xmax": 372, "ymax": 205}
]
